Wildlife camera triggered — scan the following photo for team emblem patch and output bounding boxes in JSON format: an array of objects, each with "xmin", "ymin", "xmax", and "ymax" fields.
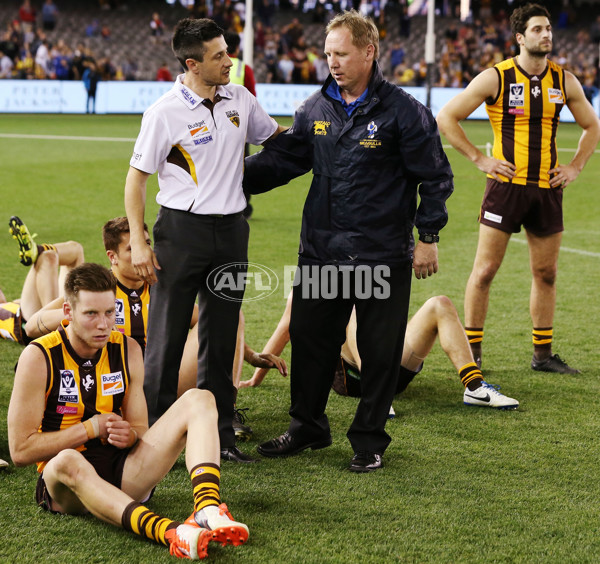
[
  {"xmin": 313, "ymin": 121, "xmax": 330, "ymax": 135},
  {"xmin": 101, "ymin": 371, "xmax": 125, "ymax": 396},
  {"xmin": 58, "ymin": 370, "xmax": 79, "ymax": 403},
  {"xmin": 531, "ymin": 86, "xmax": 541, "ymax": 98},
  {"xmin": 366, "ymin": 121, "xmax": 378, "ymax": 139},
  {"xmin": 227, "ymin": 110, "xmax": 240, "ymax": 127}
]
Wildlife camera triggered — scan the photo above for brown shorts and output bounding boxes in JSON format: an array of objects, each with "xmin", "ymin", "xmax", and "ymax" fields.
[
  {"xmin": 479, "ymin": 178, "xmax": 564, "ymax": 236},
  {"xmin": 35, "ymin": 444, "xmax": 130, "ymax": 513}
]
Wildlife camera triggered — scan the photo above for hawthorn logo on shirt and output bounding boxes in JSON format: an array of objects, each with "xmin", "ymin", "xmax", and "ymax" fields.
[
  {"xmin": 101, "ymin": 371, "xmax": 125, "ymax": 396},
  {"xmin": 226, "ymin": 110, "xmax": 240, "ymax": 127}
]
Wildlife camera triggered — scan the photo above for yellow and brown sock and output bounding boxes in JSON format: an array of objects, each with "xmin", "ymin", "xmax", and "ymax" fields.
[
  {"xmin": 191, "ymin": 463, "xmax": 221, "ymax": 513},
  {"xmin": 122, "ymin": 501, "xmax": 179, "ymax": 546},
  {"xmin": 465, "ymin": 327, "xmax": 484, "ymax": 364},
  {"xmin": 459, "ymin": 362, "xmax": 484, "ymax": 391},
  {"xmin": 532, "ymin": 327, "xmax": 552, "ymax": 361}
]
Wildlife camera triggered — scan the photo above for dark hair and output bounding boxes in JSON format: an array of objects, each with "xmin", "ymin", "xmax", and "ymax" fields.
[
  {"xmin": 172, "ymin": 18, "xmax": 224, "ymax": 69},
  {"xmin": 224, "ymin": 30, "xmax": 241, "ymax": 55},
  {"xmin": 102, "ymin": 216, "xmax": 148, "ymax": 252},
  {"xmin": 510, "ymin": 3, "xmax": 551, "ymax": 36},
  {"xmin": 64, "ymin": 263, "xmax": 116, "ymax": 305}
]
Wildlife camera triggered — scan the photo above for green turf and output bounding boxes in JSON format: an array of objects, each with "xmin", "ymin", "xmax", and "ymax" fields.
[{"xmin": 1, "ymin": 115, "xmax": 599, "ymax": 563}]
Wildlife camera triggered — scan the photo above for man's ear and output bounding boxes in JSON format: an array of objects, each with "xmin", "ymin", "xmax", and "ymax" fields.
[
  {"xmin": 63, "ymin": 300, "xmax": 73, "ymax": 321},
  {"xmin": 106, "ymin": 250, "xmax": 117, "ymax": 266}
]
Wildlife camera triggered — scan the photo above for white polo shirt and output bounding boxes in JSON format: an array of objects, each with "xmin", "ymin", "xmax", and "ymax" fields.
[{"xmin": 130, "ymin": 74, "xmax": 277, "ymax": 215}]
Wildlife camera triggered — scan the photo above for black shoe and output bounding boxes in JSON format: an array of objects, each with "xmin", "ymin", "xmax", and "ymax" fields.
[
  {"xmin": 348, "ymin": 452, "xmax": 383, "ymax": 473},
  {"xmin": 257, "ymin": 431, "xmax": 332, "ymax": 458},
  {"xmin": 232, "ymin": 407, "xmax": 253, "ymax": 441},
  {"xmin": 531, "ymin": 354, "xmax": 580, "ymax": 374},
  {"xmin": 220, "ymin": 446, "xmax": 260, "ymax": 463}
]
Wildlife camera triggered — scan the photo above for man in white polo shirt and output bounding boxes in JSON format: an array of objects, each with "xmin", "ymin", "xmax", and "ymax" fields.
[{"xmin": 124, "ymin": 18, "xmax": 283, "ymax": 464}]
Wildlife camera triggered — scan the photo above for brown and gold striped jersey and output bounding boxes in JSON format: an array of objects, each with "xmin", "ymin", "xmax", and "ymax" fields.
[
  {"xmin": 486, "ymin": 57, "xmax": 566, "ymax": 188},
  {"xmin": 114, "ymin": 279, "xmax": 150, "ymax": 351},
  {"xmin": 0, "ymin": 301, "xmax": 26, "ymax": 345},
  {"xmin": 32, "ymin": 322, "xmax": 130, "ymax": 472}
]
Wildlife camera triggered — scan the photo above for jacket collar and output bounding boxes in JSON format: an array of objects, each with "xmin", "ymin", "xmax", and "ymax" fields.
[{"xmin": 322, "ymin": 61, "xmax": 384, "ymax": 111}]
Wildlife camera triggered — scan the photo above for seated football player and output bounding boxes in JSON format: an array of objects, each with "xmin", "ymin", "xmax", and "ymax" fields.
[
  {"xmin": 8, "ymin": 263, "xmax": 248, "ymax": 560},
  {"xmin": 239, "ymin": 292, "xmax": 519, "ymax": 410},
  {"xmin": 1, "ymin": 216, "xmax": 84, "ymax": 345},
  {"xmin": 26, "ymin": 217, "xmax": 287, "ymax": 462}
]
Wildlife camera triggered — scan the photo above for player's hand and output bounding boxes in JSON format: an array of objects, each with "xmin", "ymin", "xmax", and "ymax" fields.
[
  {"xmin": 549, "ymin": 164, "xmax": 579, "ymax": 189},
  {"xmin": 474, "ymin": 155, "xmax": 516, "ymax": 181},
  {"xmin": 413, "ymin": 241, "xmax": 438, "ymax": 280},
  {"xmin": 104, "ymin": 414, "xmax": 133, "ymax": 449},
  {"xmin": 130, "ymin": 241, "xmax": 160, "ymax": 285},
  {"xmin": 249, "ymin": 353, "xmax": 288, "ymax": 375}
]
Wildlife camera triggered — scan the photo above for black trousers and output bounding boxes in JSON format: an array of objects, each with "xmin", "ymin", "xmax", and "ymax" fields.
[
  {"xmin": 288, "ymin": 262, "xmax": 412, "ymax": 455},
  {"xmin": 143, "ymin": 206, "xmax": 249, "ymax": 448}
]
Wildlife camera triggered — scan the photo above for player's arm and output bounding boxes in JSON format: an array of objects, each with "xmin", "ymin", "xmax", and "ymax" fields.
[
  {"xmin": 436, "ymin": 68, "xmax": 516, "ymax": 180},
  {"xmin": 124, "ymin": 166, "xmax": 160, "ymax": 284},
  {"xmin": 8, "ymin": 345, "xmax": 92, "ymax": 466},
  {"xmin": 105, "ymin": 337, "xmax": 148, "ymax": 449},
  {"xmin": 549, "ymin": 71, "xmax": 600, "ymax": 188},
  {"xmin": 243, "ymin": 343, "xmax": 288, "ymax": 375},
  {"xmin": 24, "ymin": 295, "xmax": 65, "ymax": 338},
  {"xmin": 239, "ymin": 293, "xmax": 293, "ymax": 388}
]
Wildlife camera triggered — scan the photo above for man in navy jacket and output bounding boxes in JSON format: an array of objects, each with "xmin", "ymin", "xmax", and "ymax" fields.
[{"xmin": 244, "ymin": 10, "xmax": 454, "ymax": 472}]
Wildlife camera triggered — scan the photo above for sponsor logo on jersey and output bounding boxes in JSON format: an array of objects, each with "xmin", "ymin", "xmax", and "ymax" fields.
[
  {"xmin": 115, "ymin": 298, "xmax": 125, "ymax": 326},
  {"xmin": 547, "ymin": 88, "xmax": 564, "ymax": 104},
  {"xmin": 58, "ymin": 370, "xmax": 79, "ymax": 403},
  {"xmin": 101, "ymin": 371, "xmax": 125, "ymax": 396},
  {"xmin": 313, "ymin": 121, "xmax": 330, "ymax": 135},
  {"xmin": 483, "ymin": 210, "xmax": 503, "ymax": 224},
  {"xmin": 508, "ymin": 83, "xmax": 525, "ymax": 107},
  {"xmin": 226, "ymin": 110, "xmax": 240, "ymax": 127},
  {"xmin": 57, "ymin": 405, "xmax": 78, "ymax": 415},
  {"xmin": 193, "ymin": 136, "xmax": 213, "ymax": 145},
  {"xmin": 181, "ymin": 87, "xmax": 197, "ymax": 105}
]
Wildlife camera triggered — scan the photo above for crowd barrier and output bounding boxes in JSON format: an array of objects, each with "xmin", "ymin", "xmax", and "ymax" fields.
[{"xmin": 0, "ymin": 79, "xmax": 593, "ymax": 121}]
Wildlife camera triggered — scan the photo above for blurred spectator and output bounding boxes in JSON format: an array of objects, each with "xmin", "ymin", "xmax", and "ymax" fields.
[
  {"xmin": 42, "ymin": 0, "xmax": 59, "ymax": 32},
  {"xmin": 257, "ymin": 0, "xmax": 275, "ymax": 28},
  {"xmin": 122, "ymin": 57, "xmax": 139, "ymax": 81},
  {"xmin": 155, "ymin": 62, "xmax": 173, "ymax": 82},
  {"xmin": 14, "ymin": 47, "xmax": 35, "ymax": 79},
  {"xmin": 225, "ymin": 31, "xmax": 256, "ymax": 95},
  {"xmin": 101, "ymin": 24, "xmax": 111, "ymax": 40},
  {"xmin": 82, "ymin": 61, "xmax": 101, "ymax": 113},
  {"xmin": 34, "ymin": 38, "xmax": 50, "ymax": 79},
  {"xmin": 289, "ymin": 40, "xmax": 315, "ymax": 84},
  {"xmin": 399, "ymin": 5, "xmax": 411, "ymax": 38},
  {"xmin": 19, "ymin": 0, "xmax": 37, "ymax": 32},
  {"xmin": 393, "ymin": 62, "xmax": 415, "ymax": 86},
  {"xmin": 278, "ymin": 53, "xmax": 294, "ymax": 83},
  {"xmin": 389, "ymin": 40, "xmax": 405, "ymax": 74},
  {"xmin": 86, "ymin": 19, "xmax": 100, "ymax": 37},
  {"xmin": 150, "ymin": 12, "xmax": 165, "ymax": 44},
  {"xmin": 0, "ymin": 49, "xmax": 14, "ymax": 78}
]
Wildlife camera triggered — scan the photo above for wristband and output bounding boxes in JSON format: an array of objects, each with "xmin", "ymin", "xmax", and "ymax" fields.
[{"xmin": 83, "ymin": 417, "xmax": 99, "ymax": 440}]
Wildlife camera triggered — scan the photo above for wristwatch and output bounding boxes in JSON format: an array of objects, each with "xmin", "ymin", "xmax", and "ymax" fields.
[{"xmin": 419, "ymin": 233, "xmax": 439, "ymax": 244}]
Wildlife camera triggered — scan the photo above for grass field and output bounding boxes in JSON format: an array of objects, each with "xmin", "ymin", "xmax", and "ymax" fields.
[{"xmin": 1, "ymin": 114, "xmax": 600, "ymax": 563}]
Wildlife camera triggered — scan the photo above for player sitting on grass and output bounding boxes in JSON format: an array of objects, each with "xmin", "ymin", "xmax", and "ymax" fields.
[
  {"xmin": 26, "ymin": 217, "xmax": 287, "ymax": 456},
  {"xmin": 240, "ymin": 292, "xmax": 519, "ymax": 411},
  {"xmin": 1, "ymin": 216, "xmax": 84, "ymax": 345},
  {"xmin": 8, "ymin": 263, "xmax": 248, "ymax": 560}
]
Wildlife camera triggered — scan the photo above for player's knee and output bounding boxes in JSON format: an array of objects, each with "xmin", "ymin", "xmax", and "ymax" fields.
[
  {"xmin": 36, "ymin": 248, "xmax": 59, "ymax": 269},
  {"xmin": 472, "ymin": 262, "xmax": 499, "ymax": 286},
  {"xmin": 67, "ymin": 241, "xmax": 85, "ymax": 265},
  {"xmin": 180, "ymin": 388, "xmax": 218, "ymax": 418},
  {"xmin": 46, "ymin": 449, "xmax": 90, "ymax": 486},
  {"xmin": 532, "ymin": 264, "xmax": 557, "ymax": 286}
]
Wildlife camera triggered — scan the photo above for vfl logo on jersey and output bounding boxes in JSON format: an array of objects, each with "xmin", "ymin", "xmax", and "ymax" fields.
[
  {"xmin": 226, "ymin": 110, "xmax": 240, "ymax": 127},
  {"xmin": 366, "ymin": 121, "xmax": 378, "ymax": 139},
  {"xmin": 531, "ymin": 85, "xmax": 541, "ymax": 98},
  {"xmin": 58, "ymin": 370, "xmax": 79, "ymax": 403},
  {"xmin": 115, "ymin": 299, "xmax": 125, "ymax": 326},
  {"xmin": 547, "ymin": 88, "xmax": 564, "ymax": 104},
  {"xmin": 101, "ymin": 371, "xmax": 125, "ymax": 396},
  {"xmin": 313, "ymin": 121, "xmax": 330, "ymax": 136},
  {"xmin": 508, "ymin": 83, "xmax": 525, "ymax": 107}
]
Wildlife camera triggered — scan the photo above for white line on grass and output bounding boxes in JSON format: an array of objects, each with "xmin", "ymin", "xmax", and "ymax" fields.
[
  {"xmin": 0, "ymin": 133, "xmax": 136, "ymax": 142},
  {"xmin": 511, "ymin": 237, "xmax": 600, "ymax": 257}
]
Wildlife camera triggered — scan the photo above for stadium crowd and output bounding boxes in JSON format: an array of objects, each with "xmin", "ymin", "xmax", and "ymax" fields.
[{"xmin": 0, "ymin": 0, "xmax": 598, "ymax": 94}]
